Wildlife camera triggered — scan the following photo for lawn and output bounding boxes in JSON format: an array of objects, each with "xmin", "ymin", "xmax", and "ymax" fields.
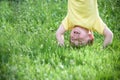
[{"xmin": 0, "ymin": 0, "xmax": 120, "ymax": 80}]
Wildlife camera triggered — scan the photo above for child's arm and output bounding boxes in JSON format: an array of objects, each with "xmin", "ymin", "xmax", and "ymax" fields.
[
  {"xmin": 56, "ymin": 24, "xmax": 66, "ymax": 46},
  {"xmin": 103, "ymin": 26, "xmax": 113, "ymax": 48}
]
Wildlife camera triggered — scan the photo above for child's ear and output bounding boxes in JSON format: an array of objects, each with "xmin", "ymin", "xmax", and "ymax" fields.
[
  {"xmin": 88, "ymin": 33, "xmax": 94, "ymax": 40},
  {"xmin": 88, "ymin": 31, "xmax": 94, "ymax": 40},
  {"xmin": 88, "ymin": 32, "xmax": 94, "ymax": 45}
]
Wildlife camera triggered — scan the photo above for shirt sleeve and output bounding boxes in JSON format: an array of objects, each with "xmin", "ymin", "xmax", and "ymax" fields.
[
  {"xmin": 92, "ymin": 17, "xmax": 106, "ymax": 34},
  {"xmin": 62, "ymin": 15, "xmax": 74, "ymax": 30}
]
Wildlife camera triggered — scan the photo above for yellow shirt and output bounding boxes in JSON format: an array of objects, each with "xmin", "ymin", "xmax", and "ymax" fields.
[{"xmin": 62, "ymin": 0, "xmax": 106, "ymax": 34}]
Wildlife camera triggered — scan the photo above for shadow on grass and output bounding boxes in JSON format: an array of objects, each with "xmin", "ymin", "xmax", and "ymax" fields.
[{"xmin": 0, "ymin": 45, "xmax": 11, "ymax": 80}]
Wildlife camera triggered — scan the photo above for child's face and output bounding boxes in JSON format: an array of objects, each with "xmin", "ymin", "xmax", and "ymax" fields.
[{"xmin": 70, "ymin": 27, "xmax": 91, "ymax": 46}]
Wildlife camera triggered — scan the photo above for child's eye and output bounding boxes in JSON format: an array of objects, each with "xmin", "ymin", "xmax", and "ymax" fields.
[
  {"xmin": 74, "ymin": 31, "xmax": 80, "ymax": 34},
  {"xmin": 74, "ymin": 31, "xmax": 76, "ymax": 34}
]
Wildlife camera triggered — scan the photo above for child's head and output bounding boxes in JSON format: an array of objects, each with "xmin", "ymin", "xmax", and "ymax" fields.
[{"xmin": 70, "ymin": 26, "xmax": 94, "ymax": 47}]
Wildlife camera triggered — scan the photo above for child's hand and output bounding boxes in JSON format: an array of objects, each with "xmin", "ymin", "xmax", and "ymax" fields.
[
  {"xmin": 56, "ymin": 24, "xmax": 66, "ymax": 47},
  {"xmin": 58, "ymin": 42, "xmax": 64, "ymax": 46},
  {"xmin": 103, "ymin": 27, "xmax": 113, "ymax": 48},
  {"xmin": 57, "ymin": 35, "xmax": 64, "ymax": 46}
]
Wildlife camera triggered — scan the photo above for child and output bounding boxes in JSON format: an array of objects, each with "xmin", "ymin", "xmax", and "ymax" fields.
[{"xmin": 56, "ymin": 0, "xmax": 113, "ymax": 48}]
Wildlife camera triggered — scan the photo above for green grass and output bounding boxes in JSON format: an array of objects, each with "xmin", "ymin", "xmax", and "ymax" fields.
[{"xmin": 0, "ymin": 0, "xmax": 120, "ymax": 80}]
